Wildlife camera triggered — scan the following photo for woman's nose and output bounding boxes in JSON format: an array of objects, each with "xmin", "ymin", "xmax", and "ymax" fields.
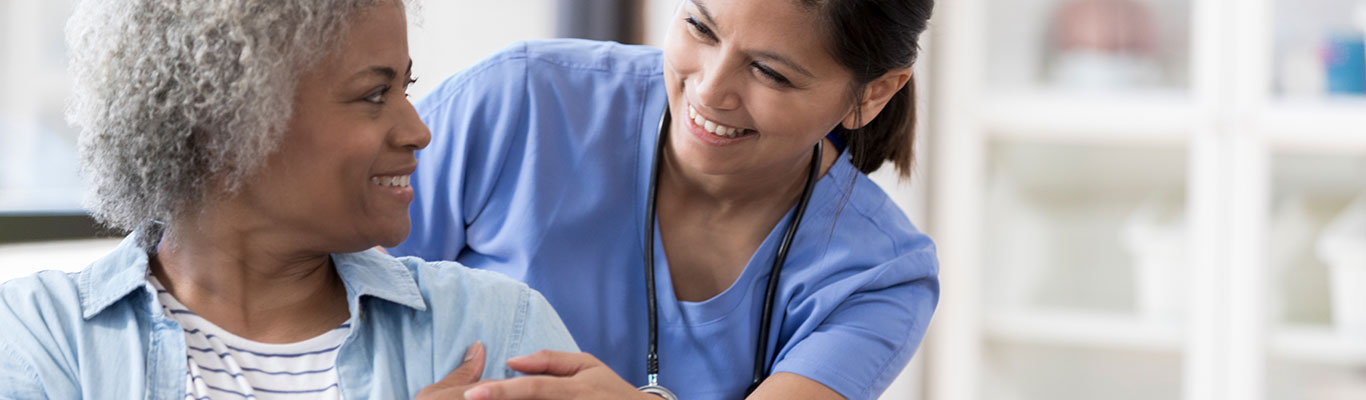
[
  {"xmin": 692, "ymin": 58, "xmax": 742, "ymax": 111},
  {"xmin": 393, "ymin": 99, "xmax": 431, "ymax": 151}
]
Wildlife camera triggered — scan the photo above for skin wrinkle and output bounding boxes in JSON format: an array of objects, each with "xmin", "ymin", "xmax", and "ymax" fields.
[{"xmin": 68, "ymin": 0, "xmax": 414, "ymax": 250}]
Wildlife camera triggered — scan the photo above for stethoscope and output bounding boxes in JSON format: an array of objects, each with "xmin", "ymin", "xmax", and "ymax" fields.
[{"xmin": 638, "ymin": 107, "xmax": 823, "ymax": 399}]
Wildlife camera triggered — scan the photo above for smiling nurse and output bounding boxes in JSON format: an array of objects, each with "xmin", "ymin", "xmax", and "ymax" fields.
[{"xmin": 392, "ymin": 0, "xmax": 939, "ymax": 398}]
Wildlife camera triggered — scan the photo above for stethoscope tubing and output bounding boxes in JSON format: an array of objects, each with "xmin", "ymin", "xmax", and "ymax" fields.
[
  {"xmin": 642, "ymin": 106, "xmax": 823, "ymax": 396},
  {"xmin": 748, "ymin": 138, "xmax": 821, "ymax": 394}
]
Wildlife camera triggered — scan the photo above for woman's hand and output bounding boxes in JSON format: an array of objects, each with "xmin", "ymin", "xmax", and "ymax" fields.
[
  {"xmin": 462, "ymin": 350, "xmax": 656, "ymax": 400},
  {"xmin": 416, "ymin": 341, "xmax": 488, "ymax": 400}
]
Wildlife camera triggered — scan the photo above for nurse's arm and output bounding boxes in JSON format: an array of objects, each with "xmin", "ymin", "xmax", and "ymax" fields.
[
  {"xmin": 747, "ymin": 372, "xmax": 844, "ymax": 399},
  {"xmin": 462, "ymin": 350, "xmax": 656, "ymax": 400},
  {"xmin": 463, "ymin": 351, "xmax": 844, "ymax": 400}
]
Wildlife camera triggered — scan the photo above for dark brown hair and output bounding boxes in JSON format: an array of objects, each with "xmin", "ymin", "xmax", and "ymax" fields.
[{"xmin": 807, "ymin": 0, "xmax": 933, "ymax": 177}]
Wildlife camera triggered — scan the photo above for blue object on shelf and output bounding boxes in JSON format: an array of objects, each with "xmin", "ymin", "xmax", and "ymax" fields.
[{"xmin": 1324, "ymin": 34, "xmax": 1366, "ymax": 94}]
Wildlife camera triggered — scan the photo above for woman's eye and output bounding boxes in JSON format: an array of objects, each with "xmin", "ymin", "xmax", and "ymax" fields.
[
  {"xmin": 364, "ymin": 86, "xmax": 390, "ymax": 104},
  {"xmin": 684, "ymin": 16, "xmax": 715, "ymax": 41},
  {"xmin": 752, "ymin": 63, "xmax": 793, "ymax": 87},
  {"xmin": 404, "ymin": 77, "xmax": 418, "ymax": 98}
]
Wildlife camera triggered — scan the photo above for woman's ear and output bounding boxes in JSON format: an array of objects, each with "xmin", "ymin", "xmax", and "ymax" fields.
[{"xmin": 841, "ymin": 68, "xmax": 912, "ymax": 130}]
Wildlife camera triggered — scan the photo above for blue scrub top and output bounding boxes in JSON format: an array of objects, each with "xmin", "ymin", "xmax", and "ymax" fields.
[{"xmin": 391, "ymin": 39, "xmax": 939, "ymax": 400}]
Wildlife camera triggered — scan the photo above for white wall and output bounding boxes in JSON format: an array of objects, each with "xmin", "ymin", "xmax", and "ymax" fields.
[
  {"xmin": 0, "ymin": 239, "xmax": 121, "ymax": 283},
  {"xmin": 406, "ymin": 1, "xmax": 558, "ymax": 100}
]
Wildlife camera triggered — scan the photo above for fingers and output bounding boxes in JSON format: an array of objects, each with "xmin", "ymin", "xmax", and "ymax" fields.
[
  {"xmin": 415, "ymin": 342, "xmax": 488, "ymax": 400},
  {"xmin": 503, "ymin": 350, "xmax": 598, "ymax": 377},
  {"xmin": 464, "ymin": 352, "xmax": 644, "ymax": 400},
  {"xmin": 440, "ymin": 341, "xmax": 487, "ymax": 386},
  {"xmin": 464, "ymin": 376, "xmax": 566, "ymax": 400}
]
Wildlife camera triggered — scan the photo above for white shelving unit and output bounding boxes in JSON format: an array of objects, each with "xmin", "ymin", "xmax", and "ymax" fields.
[
  {"xmin": 1272, "ymin": 325, "xmax": 1366, "ymax": 366},
  {"xmin": 981, "ymin": 90, "xmax": 1195, "ymax": 145},
  {"xmin": 922, "ymin": 0, "xmax": 1366, "ymax": 398},
  {"xmin": 1261, "ymin": 98, "xmax": 1366, "ymax": 153},
  {"xmin": 985, "ymin": 309, "xmax": 1184, "ymax": 352}
]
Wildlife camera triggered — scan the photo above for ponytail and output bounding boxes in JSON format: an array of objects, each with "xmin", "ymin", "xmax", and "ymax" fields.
[
  {"xmin": 806, "ymin": 0, "xmax": 931, "ymax": 179},
  {"xmin": 844, "ymin": 75, "xmax": 916, "ymax": 177}
]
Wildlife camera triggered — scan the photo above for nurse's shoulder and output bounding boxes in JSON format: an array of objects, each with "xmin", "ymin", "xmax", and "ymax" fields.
[
  {"xmin": 421, "ymin": 38, "xmax": 661, "ymax": 104},
  {"xmin": 519, "ymin": 38, "xmax": 662, "ymax": 77},
  {"xmin": 842, "ymin": 169, "xmax": 937, "ymax": 263}
]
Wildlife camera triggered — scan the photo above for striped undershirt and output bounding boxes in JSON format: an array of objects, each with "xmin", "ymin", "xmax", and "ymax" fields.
[{"xmin": 148, "ymin": 276, "xmax": 350, "ymax": 400}]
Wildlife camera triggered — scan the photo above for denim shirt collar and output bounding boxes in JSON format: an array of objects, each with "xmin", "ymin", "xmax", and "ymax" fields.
[
  {"xmin": 332, "ymin": 249, "xmax": 429, "ymax": 312},
  {"xmin": 77, "ymin": 233, "xmax": 427, "ymax": 320}
]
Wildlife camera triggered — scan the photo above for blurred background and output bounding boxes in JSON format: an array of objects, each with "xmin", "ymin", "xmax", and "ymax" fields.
[{"xmin": 2, "ymin": 0, "xmax": 1366, "ymax": 399}]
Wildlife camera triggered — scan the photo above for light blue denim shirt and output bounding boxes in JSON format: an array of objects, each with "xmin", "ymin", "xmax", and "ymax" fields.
[{"xmin": 0, "ymin": 234, "xmax": 579, "ymax": 399}]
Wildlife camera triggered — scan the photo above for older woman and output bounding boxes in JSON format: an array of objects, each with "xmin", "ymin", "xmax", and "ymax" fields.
[{"xmin": 0, "ymin": 0, "xmax": 576, "ymax": 398}]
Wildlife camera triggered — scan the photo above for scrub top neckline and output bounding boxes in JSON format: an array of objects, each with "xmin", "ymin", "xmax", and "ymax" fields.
[
  {"xmin": 637, "ymin": 87, "xmax": 855, "ymax": 326},
  {"xmin": 645, "ymin": 161, "xmax": 851, "ymax": 327}
]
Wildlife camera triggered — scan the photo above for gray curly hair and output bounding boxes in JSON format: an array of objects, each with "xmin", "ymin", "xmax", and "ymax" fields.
[{"xmin": 66, "ymin": 0, "xmax": 401, "ymax": 251}]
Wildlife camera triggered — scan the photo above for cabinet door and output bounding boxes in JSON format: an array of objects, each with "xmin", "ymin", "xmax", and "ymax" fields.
[
  {"xmin": 1266, "ymin": 153, "xmax": 1366, "ymax": 399},
  {"xmin": 980, "ymin": 141, "xmax": 1189, "ymax": 400}
]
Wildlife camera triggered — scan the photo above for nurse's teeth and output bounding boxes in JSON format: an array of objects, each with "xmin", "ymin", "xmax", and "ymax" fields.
[{"xmin": 687, "ymin": 105, "xmax": 746, "ymax": 138}]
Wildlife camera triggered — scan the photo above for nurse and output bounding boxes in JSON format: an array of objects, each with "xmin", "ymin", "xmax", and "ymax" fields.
[{"xmin": 393, "ymin": 0, "xmax": 938, "ymax": 398}]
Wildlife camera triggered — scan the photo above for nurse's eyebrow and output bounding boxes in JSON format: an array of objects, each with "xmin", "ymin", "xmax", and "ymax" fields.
[
  {"xmin": 751, "ymin": 50, "xmax": 814, "ymax": 79},
  {"xmin": 692, "ymin": 0, "xmax": 718, "ymax": 27},
  {"xmin": 690, "ymin": 0, "xmax": 815, "ymax": 79}
]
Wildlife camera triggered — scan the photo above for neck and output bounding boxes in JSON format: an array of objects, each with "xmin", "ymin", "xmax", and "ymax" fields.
[
  {"xmin": 659, "ymin": 138, "xmax": 836, "ymax": 214},
  {"xmin": 152, "ymin": 204, "xmax": 349, "ymax": 343}
]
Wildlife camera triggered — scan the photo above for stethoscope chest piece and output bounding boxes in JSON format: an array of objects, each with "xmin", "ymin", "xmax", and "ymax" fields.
[{"xmin": 638, "ymin": 384, "xmax": 679, "ymax": 400}]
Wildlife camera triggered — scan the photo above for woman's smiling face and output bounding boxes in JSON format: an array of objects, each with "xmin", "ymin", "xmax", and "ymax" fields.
[
  {"xmin": 237, "ymin": 0, "xmax": 430, "ymax": 252},
  {"xmin": 662, "ymin": 0, "xmax": 856, "ymax": 177}
]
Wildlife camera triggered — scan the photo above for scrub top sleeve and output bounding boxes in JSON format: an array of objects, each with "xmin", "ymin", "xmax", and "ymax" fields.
[
  {"xmin": 391, "ymin": 44, "xmax": 532, "ymax": 261},
  {"xmin": 771, "ymin": 249, "xmax": 940, "ymax": 400}
]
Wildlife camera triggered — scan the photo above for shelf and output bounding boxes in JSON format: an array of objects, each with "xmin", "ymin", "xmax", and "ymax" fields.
[
  {"xmin": 980, "ymin": 90, "xmax": 1195, "ymax": 145},
  {"xmin": 1272, "ymin": 324, "xmax": 1366, "ymax": 366},
  {"xmin": 985, "ymin": 308, "xmax": 1185, "ymax": 352},
  {"xmin": 1261, "ymin": 98, "xmax": 1366, "ymax": 154},
  {"xmin": 982, "ymin": 336, "xmax": 1185, "ymax": 400}
]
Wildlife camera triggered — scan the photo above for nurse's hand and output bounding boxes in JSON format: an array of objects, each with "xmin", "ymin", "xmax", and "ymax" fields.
[
  {"xmin": 462, "ymin": 350, "xmax": 655, "ymax": 400},
  {"xmin": 417, "ymin": 341, "xmax": 488, "ymax": 400}
]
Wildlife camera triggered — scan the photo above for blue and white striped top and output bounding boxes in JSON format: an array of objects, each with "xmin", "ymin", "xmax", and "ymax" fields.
[{"xmin": 149, "ymin": 276, "xmax": 348, "ymax": 400}]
